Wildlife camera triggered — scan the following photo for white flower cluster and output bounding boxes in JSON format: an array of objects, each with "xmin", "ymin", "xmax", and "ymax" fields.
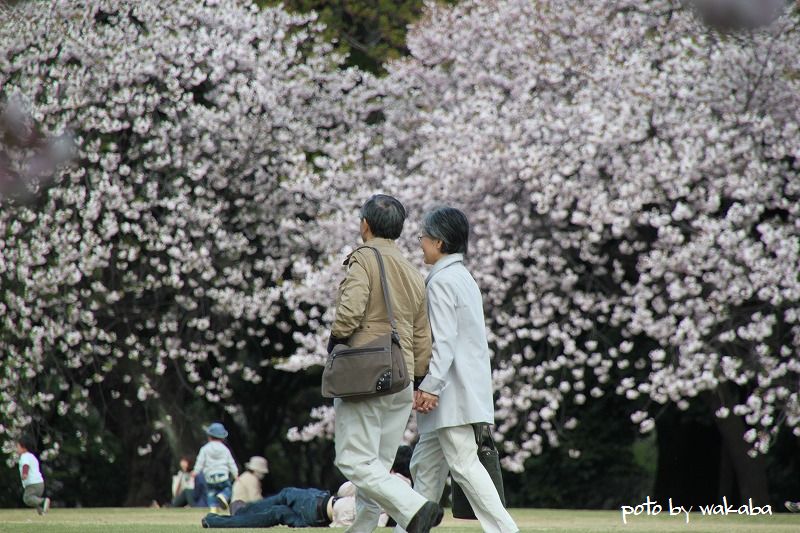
[
  {"xmin": 285, "ymin": 0, "xmax": 800, "ymax": 470},
  {"xmin": 0, "ymin": 0, "xmax": 371, "ymax": 458},
  {"xmin": 286, "ymin": 405, "xmax": 335, "ymax": 442}
]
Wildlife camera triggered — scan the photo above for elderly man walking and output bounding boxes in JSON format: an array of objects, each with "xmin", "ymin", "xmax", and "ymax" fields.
[{"xmin": 329, "ymin": 194, "xmax": 442, "ymax": 533}]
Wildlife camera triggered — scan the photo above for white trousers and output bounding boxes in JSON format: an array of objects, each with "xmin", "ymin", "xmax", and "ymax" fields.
[
  {"xmin": 334, "ymin": 385, "xmax": 427, "ymax": 533},
  {"xmin": 401, "ymin": 425, "xmax": 518, "ymax": 533}
]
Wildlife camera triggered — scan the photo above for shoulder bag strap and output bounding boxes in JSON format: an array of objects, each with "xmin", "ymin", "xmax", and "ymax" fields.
[{"xmin": 353, "ymin": 246, "xmax": 399, "ymax": 342}]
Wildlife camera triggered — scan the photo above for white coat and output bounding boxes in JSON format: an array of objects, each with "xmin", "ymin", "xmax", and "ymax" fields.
[{"xmin": 417, "ymin": 254, "xmax": 495, "ymax": 434}]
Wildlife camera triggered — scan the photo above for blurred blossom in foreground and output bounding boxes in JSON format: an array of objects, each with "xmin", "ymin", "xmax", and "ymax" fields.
[
  {"xmin": 688, "ymin": 0, "xmax": 789, "ymax": 31},
  {"xmin": 0, "ymin": 97, "xmax": 75, "ymax": 201}
]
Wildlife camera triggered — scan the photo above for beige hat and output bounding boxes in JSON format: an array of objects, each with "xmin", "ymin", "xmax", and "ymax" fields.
[{"xmin": 245, "ymin": 456, "xmax": 269, "ymax": 474}]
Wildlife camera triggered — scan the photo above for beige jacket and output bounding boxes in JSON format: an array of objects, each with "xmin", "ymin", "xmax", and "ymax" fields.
[
  {"xmin": 231, "ymin": 471, "xmax": 262, "ymax": 502},
  {"xmin": 331, "ymin": 238, "xmax": 432, "ymax": 379}
]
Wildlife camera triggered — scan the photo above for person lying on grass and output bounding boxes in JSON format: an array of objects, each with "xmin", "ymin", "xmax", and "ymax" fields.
[{"xmin": 201, "ymin": 486, "xmax": 354, "ymax": 528}]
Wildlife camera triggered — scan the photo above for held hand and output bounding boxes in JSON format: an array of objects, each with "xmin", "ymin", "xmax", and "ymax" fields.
[{"xmin": 413, "ymin": 390, "xmax": 439, "ymax": 413}]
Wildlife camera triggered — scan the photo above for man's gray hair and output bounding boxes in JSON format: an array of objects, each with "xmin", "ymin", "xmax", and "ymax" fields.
[{"xmin": 361, "ymin": 194, "xmax": 406, "ymax": 239}]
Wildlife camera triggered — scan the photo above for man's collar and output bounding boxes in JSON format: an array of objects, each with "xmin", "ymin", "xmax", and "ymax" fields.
[
  {"xmin": 363, "ymin": 237, "xmax": 396, "ymax": 248},
  {"xmin": 343, "ymin": 238, "xmax": 397, "ymax": 265}
]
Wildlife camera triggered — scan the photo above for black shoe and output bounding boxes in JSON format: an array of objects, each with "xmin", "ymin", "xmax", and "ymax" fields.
[
  {"xmin": 407, "ymin": 501, "xmax": 443, "ymax": 533},
  {"xmin": 201, "ymin": 517, "xmax": 209, "ymax": 528},
  {"xmin": 432, "ymin": 506, "xmax": 443, "ymax": 527}
]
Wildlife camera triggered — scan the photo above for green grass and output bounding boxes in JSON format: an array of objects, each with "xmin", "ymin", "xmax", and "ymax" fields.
[{"xmin": 0, "ymin": 507, "xmax": 798, "ymax": 532}]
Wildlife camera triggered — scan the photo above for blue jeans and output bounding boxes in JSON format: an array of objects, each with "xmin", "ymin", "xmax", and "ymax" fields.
[
  {"xmin": 193, "ymin": 473, "xmax": 208, "ymax": 507},
  {"xmin": 205, "ymin": 475, "xmax": 233, "ymax": 508},
  {"xmin": 203, "ymin": 487, "xmax": 330, "ymax": 528}
]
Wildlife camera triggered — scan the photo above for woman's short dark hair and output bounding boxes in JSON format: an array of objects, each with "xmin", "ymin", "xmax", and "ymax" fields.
[
  {"xmin": 361, "ymin": 194, "xmax": 406, "ymax": 239},
  {"xmin": 422, "ymin": 206, "xmax": 469, "ymax": 255}
]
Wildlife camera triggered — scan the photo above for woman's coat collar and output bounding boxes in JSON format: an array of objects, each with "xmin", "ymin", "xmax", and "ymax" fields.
[{"xmin": 426, "ymin": 253, "xmax": 464, "ymax": 285}]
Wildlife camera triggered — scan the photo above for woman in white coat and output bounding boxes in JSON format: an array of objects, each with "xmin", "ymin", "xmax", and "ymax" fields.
[{"xmin": 412, "ymin": 206, "xmax": 518, "ymax": 533}]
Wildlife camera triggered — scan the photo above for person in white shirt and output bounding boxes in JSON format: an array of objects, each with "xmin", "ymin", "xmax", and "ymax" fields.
[
  {"xmin": 171, "ymin": 455, "xmax": 197, "ymax": 507},
  {"xmin": 193, "ymin": 422, "xmax": 239, "ymax": 513},
  {"xmin": 412, "ymin": 206, "xmax": 519, "ymax": 533},
  {"xmin": 16, "ymin": 436, "xmax": 50, "ymax": 515}
]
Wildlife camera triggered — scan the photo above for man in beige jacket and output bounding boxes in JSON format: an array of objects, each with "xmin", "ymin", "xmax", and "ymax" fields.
[{"xmin": 329, "ymin": 194, "xmax": 442, "ymax": 533}]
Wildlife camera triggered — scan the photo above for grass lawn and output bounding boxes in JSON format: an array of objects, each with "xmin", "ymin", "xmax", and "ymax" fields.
[{"xmin": 0, "ymin": 507, "xmax": 799, "ymax": 533}]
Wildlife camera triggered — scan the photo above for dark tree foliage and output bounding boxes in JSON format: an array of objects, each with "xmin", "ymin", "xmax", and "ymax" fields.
[
  {"xmin": 503, "ymin": 394, "xmax": 654, "ymax": 509},
  {"xmin": 257, "ymin": 0, "xmax": 458, "ymax": 73}
]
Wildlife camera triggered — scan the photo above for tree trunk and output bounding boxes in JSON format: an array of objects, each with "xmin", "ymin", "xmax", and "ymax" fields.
[
  {"xmin": 708, "ymin": 386, "xmax": 770, "ymax": 506},
  {"xmin": 717, "ymin": 438, "xmax": 737, "ymax": 501},
  {"xmin": 653, "ymin": 406, "xmax": 721, "ymax": 507},
  {"xmin": 116, "ymin": 403, "xmax": 172, "ymax": 507}
]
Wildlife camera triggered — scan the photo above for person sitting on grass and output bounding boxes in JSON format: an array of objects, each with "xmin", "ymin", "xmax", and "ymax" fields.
[
  {"xmin": 229, "ymin": 455, "xmax": 269, "ymax": 513},
  {"xmin": 152, "ymin": 455, "xmax": 207, "ymax": 509},
  {"xmin": 171, "ymin": 455, "xmax": 197, "ymax": 507},
  {"xmin": 16, "ymin": 436, "xmax": 50, "ymax": 515}
]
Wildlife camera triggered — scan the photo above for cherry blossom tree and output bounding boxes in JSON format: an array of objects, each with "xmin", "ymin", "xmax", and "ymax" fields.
[
  {"xmin": 286, "ymin": 0, "xmax": 800, "ymax": 503},
  {"xmin": 0, "ymin": 0, "xmax": 372, "ymax": 492},
  {"xmin": 3, "ymin": 0, "xmax": 799, "ymax": 506},
  {"xmin": 390, "ymin": 0, "xmax": 800, "ymax": 495}
]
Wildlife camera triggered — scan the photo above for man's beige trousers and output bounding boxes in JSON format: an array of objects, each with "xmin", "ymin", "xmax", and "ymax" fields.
[{"xmin": 335, "ymin": 385, "xmax": 426, "ymax": 532}]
